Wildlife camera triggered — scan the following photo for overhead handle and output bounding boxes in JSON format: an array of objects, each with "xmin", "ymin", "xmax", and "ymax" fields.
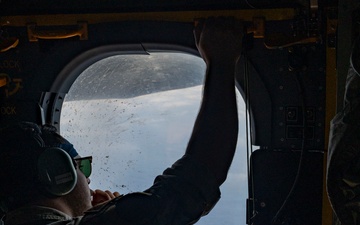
[
  {"xmin": 27, "ymin": 22, "xmax": 88, "ymax": 42},
  {"xmin": 0, "ymin": 37, "xmax": 19, "ymax": 52},
  {"xmin": 0, "ymin": 23, "xmax": 19, "ymax": 52}
]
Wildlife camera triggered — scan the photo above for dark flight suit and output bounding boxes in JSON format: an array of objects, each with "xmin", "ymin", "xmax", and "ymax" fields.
[
  {"xmin": 327, "ymin": 37, "xmax": 360, "ymax": 225},
  {"xmin": 5, "ymin": 156, "xmax": 220, "ymax": 225}
]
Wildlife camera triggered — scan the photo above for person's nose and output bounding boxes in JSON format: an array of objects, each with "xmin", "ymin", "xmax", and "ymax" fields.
[{"xmin": 87, "ymin": 178, "xmax": 91, "ymax": 184}]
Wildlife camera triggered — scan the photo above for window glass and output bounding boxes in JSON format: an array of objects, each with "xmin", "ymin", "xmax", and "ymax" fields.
[{"xmin": 60, "ymin": 52, "xmax": 248, "ymax": 225}]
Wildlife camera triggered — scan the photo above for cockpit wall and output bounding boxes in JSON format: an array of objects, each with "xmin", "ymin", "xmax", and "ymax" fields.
[{"xmin": 0, "ymin": 0, "xmax": 345, "ymax": 224}]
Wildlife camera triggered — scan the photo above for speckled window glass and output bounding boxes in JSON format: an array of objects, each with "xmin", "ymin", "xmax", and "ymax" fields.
[{"xmin": 60, "ymin": 52, "xmax": 247, "ymax": 225}]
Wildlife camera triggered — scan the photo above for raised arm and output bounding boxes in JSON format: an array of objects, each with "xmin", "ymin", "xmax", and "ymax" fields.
[
  {"xmin": 79, "ymin": 18, "xmax": 245, "ymax": 225},
  {"xmin": 185, "ymin": 18, "xmax": 244, "ymax": 185}
]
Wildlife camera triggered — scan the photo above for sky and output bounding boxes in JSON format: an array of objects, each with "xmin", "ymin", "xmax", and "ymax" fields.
[
  {"xmin": 61, "ymin": 86, "xmax": 248, "ymax": 225},
  {"xmin": 60, "ymin": 52, "xmax": 250, "ymax": 225}
]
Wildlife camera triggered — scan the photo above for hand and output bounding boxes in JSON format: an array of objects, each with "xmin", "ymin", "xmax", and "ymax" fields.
[
  {"xmin": 194, "ymin": 17, "xmax": 244, "ymax": 65},
  {"xmin": 91, "ymin": 189, "xmax": 121, "ymax": 206}
]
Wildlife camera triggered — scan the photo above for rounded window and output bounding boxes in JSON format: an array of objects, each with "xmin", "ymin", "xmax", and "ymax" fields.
[{"xmin": 60, "ymin": 51, "xmax": 248, "ymax": 225}]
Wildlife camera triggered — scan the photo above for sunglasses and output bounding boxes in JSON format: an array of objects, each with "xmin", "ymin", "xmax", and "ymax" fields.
[{"xmin": 75, "ymin": 156, "xmax": 92, "ymax": 178}]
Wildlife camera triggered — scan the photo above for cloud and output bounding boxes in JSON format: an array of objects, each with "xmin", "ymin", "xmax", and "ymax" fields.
[{"xmin": 61, "ymin": 54, "xmax": 249, "ymax": 225}]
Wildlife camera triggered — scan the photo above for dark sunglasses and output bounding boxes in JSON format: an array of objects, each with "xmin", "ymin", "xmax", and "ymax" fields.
[{"xmin": 75, "ymin": 156, "xmax": 92, "ymax": 178}]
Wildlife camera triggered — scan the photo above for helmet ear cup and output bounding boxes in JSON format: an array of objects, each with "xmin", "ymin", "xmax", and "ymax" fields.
[{"xmin": 37, "ymin": 148, "xmax": 77, "ymax": 196}]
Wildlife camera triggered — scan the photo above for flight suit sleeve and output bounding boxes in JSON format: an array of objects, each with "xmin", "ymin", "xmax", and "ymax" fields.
[{"xmin": 80, "ymin": 155, "xmax": 221, "ymax": 225}]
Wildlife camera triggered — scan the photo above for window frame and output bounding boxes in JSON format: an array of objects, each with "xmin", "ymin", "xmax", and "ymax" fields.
[{"xmin": 40, "ymin": 44, "xmax": 201, "ymax": 130}]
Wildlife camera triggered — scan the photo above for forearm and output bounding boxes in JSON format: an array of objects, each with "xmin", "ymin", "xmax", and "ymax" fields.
[{"xmin": 185, "ymin": 60, "xmax": 239, "ymax": 185}]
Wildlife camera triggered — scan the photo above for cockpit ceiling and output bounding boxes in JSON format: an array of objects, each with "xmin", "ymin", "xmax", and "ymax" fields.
[{"xmin": 0, "ymin": 0, "xmax": 336, "ymax": 15}]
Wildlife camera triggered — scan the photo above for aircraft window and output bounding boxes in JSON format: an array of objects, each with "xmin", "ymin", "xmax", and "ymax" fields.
[{"xmin": 60, "ymin": 52, "xmax": 248, "ymax": 225}]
